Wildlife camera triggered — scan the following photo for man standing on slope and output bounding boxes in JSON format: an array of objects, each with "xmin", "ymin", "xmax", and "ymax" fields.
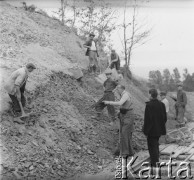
[
  {"xmin": 143, "ymin": 89, "xmax": 167, "ymax": 172},
  {"xmin": 175, "ymin": 82, "xmax": 187, "ymax": 127},
  {"xmin": 83, "ymin": 32, "xmax": 99, "ymax": 74},
  {"xmin": 109, "ymin": 49, "xmax": 120, "ymax": 71},
  {"xmin": 4, "ymin": 63, "xmax": 36, "ymax": 117},
  {"xmin": 93, "ymin": 69, "xmax": 117, "ymax": 125},
  {"xmin": 104, "ymin": 85, "xmax": 135, "ymax": 158}
]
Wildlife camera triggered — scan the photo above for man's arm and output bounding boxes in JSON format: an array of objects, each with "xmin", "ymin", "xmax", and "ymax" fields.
[
  {"xmin": 104, "ymin": 92, "xmax": 129, "ymax": 106},
  {"xmin": 111, "ymin": 53, "xmax": 119, "ymax": 62},
  {"xmin": 83, "ymin": 41, "xmax": 90, "ymax": 49},
  {"xmin": 143, "ymin": 105, "xmax": 153, "ymax": 136}
]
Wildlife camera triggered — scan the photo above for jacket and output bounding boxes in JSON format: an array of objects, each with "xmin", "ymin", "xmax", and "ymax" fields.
[
  {"xmin": 4, "ymin": 67, "xmax": 28, "ymax": 95},
  {"xmin": 143, "ymin": 99, "xmax": 167, "ymax": 136},
  {"xmin": 176, "ymin": 90, "xmax": 187, "ymax": 108},
  {"xmin": 83, "ymin": 39, "xmax": 99, "ymax": 57}
]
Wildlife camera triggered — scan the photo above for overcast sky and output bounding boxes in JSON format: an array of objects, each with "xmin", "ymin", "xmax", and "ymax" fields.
[{"xmin": 5, "ymin": 0, "xmax": 194, "ymax": 79}]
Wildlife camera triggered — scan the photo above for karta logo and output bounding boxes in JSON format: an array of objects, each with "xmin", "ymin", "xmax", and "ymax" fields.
[{"xmin": 115, "ymin": 156, "xmax": 193, "ymax": 179}]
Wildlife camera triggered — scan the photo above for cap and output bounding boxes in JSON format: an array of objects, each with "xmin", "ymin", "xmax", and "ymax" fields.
[
  {"xmin": 177, "ymin": 82, "xmax": 183, "ymax": 87},
  {"xmin": 26, "ymin": 63, "xmax": 36, "ymax": 69},
  {"xmin": 89, "ymin": 32, "xmax": 95, "ymax": 37},
  {"xmin": 104, "ymin": 68, "xmax": 112, "ymax": 74},
  {"xmin": 160, "ymin": 91, "xmax": 166, "ymax": 96}
]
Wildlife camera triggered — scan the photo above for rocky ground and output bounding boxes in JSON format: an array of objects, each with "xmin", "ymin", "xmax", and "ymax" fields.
[
  {"xmin": 0, "ymin": 2, "xmax": 193, "ymax": 180},
  {"xmin": 0, "ymin": 71, "xmax": 146, "ymax": 180}
]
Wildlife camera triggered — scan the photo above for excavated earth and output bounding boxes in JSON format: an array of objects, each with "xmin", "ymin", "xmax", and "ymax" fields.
[
  {"xmin": 1, "ymin": 1, "xmax": 193, "ymax": 180},
  {"xmin": 0, "ymin": 71, "xmax": 146, "ymax": 180}
]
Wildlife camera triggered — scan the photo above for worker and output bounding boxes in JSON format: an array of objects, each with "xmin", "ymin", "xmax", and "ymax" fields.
[
  {"xmin": 93, "ymin": 68, "xmax": 117, "ymax": 124},
  {"xmin": 4, "ymin": 63, "xmax": 36, "ymax": 116},
  {"xmin": 83, "ymin": 32, "xmax": 99, "ymax": 74},
  {"xmin": 143, "ymin": 89, "xmax": 167, "ymax": 172},
  {"xmin": 175, "ymin": 82, "xmax": 187, "ymax": 127},
  {"xmin": 160, "ymin": 91, "xmax": 169, "ymax": 114},
  {"xmin": 109, "ymin": 49, "xmax": 120, "ymax": 71},
  {"xmin": 104, "ymin": 85, "xmax": 135, "ymax": 158}
]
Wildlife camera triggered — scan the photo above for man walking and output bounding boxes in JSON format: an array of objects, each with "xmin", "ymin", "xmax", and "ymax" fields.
[
  {"xmin": 104, "ymin": 85, "xmax": 135, "ymax": 158},
  {"xmin": 93, "ymin": 69, "xmax": 117, "ymax": 124},
  {"xmin": 109, "ymin": 49, "xmax": 120, "ymax": 71},
  {"xmin": 83, "ymin": 32, "xmax": 99, "ymax": 74},
  {"xmin": 175, "ymin": 82, "xmax": 187, "ymax": 127},
  {"xmin": 143, "ymin": 89, "xmax": 167, "ymax": 170},
  {"xmin": 4, "ymin": 63, "xmax": 36, "ymax": 116}
]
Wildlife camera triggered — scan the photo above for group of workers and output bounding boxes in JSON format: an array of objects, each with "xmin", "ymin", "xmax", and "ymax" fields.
[
  {"xmin": 4, "ymin": 32, "xmax": 188, "ymax": 174},
  {"xmin": 83, "ymin": 32, "xmax": 120, "ymax": 74}
]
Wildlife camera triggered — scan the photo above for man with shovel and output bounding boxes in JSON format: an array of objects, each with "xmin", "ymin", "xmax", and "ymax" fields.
[
  {"xmin": 104, "ymin": 85, "xmax": 135, "ymax": 158},
  {"xmin": 4, "ymin": 63, "xmax": 36, "ymax": 123}
]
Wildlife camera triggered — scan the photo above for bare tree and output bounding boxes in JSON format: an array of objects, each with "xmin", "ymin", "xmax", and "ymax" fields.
[
  {"xmin": 60, "ymin": 0, "xmax": 68, "ymax": 25},
  {"xmin": 121, "ymin": 0, "xmax": 151, "ymax": 69}
]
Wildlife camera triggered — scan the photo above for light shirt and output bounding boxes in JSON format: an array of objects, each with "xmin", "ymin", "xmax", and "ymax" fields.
[
  {"xmin": 162, "ymin": 98, "xmax": 169, "ymax": 113},
  {"xmin": 4, "ymin": 67, "xmax": 28, "ymax": 95},
  {"xmin": 90, "ymin": 41, "xmax": 96, "ymax": 51}
]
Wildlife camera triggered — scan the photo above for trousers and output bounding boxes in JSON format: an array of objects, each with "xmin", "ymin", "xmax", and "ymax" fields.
[
  {"xmin": 175, "ymin": 105, "xmax": 185, "ymax": 124},
  {"xmin": 8, "ymin": 82, "xmax": 26, "ymax": 112},
  {"xmin": 95, "ymin": 91, "xmax": 115, "ymax": 121},
  {"xmin": 119, "ymin": 110, "xmax": 135, "ymax": 157},
  {"xmin": 147, "ymin": 136, "xmax": 160, "ymax": 167}
]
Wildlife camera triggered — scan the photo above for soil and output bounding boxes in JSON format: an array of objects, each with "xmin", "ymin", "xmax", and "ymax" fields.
[{"xmin": 0, "ymin": 2, "xmax": 193, "ymax": 180}]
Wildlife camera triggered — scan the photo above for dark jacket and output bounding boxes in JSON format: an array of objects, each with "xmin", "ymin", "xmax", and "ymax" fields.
[
  {"xmin": 143, "ymin": 99, "xmax": 167, "ymax": 136},
  {"xmin": 83, "ymin": 39, "xmax": 99, "ymax": 57}
]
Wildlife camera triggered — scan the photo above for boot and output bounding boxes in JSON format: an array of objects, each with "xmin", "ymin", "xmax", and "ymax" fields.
[{"xmin": 93, "ymin": 65, "xmax": 97, "ymax": 74}]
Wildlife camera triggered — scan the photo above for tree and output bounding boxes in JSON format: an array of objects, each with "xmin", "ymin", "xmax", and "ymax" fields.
[
  {"xmin": 163, "ymin": 68, "xmax": 171, "ymax": 85},
  {"xmin": 148, "ymin": 70, "xmax": 162, "ymax": 88},
  {"xmin": 183, "ymin": 68, "xmax": 188, "ymax": 81},
  {"xmin": 173, "ymin": 67, "xmax": 181, "ymax": 83},
  {"xmin": 121, "ymin": 0, "xmax": 151, "ymax": 68},
  {"xmin": 77, "ymin": 0, "xmax": 117, "ymax": 51}
]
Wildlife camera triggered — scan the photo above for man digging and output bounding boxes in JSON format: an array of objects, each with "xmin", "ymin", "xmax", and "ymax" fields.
[
  {"xmin": 4, "ymin": 63, "xmax": 36, "ymax": 123},
  {"xmin": 104, "ymin": 85, "xmax": 135, "ymax": 158},
  {"xmin": 92, "ymin": 68, "xmax": 118, "ymax": 125}
]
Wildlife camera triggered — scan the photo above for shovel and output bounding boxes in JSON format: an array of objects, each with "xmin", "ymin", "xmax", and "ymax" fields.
[{"xmin": 18, "ymin": 101, "xmax": 31, "ymax": 120}]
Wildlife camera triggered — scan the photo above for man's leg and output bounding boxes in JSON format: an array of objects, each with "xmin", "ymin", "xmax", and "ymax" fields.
[
  {"xmin": 120, "ymin": 124, "xmax": 134, "ymax": 157},
  {"xmin": 106, "ymin": 92, "xmax": 116, "ymax": 122},
  {"xmin": 147, "ymin": 136, "xmax": 160, "ymax": 167},
  {"xmin": 20, "ymin": 83, "xmax": 26, "ymax": 107},
  {"xmin": 9, "ymin": 94, "xmax": 21, "ymax": 112},
  {"xmin": 177, "ymin": 106, "xmax": 185, "ymax": 126}
]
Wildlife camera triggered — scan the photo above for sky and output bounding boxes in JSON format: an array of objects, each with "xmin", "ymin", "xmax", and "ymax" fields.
[{"xmin": 5, "ymin": 0, "xmax": 194, "ymax": 79}]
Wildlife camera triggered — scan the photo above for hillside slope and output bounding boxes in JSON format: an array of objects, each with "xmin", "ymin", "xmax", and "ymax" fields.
[
  {"xmin": 0, "ymin": 2, "xmax": 87, "ymax": 112},
  {"xmin": 0, "ymin": 2, "xmax": 149, "ymax": 180}
]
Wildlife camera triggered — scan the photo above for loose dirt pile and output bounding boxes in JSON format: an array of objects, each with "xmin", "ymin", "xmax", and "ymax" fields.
[
  {"xmin": 0, "ymin": 71, "xmax": 146, "ymax": 179},
  {"xmin": 0, "ymin": 2, "xmax": 150, "ymax": 179}
]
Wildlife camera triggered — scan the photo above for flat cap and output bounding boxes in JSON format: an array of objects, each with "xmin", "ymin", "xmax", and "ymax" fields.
[{"xmin": 26, "ymin": 63, "xmax": 36, "ymax": 69}]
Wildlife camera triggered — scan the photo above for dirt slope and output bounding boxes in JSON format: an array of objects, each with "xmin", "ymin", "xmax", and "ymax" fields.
[
  {"xmin": 0, "ymin": 2, "xmax": 87, "ymax": 112},
  {"xmin": 0, "ymin": 2, "xmax": 149, "ymax": 180}
]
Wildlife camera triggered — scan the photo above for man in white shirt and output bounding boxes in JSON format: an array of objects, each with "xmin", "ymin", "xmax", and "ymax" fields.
[
  {"xmin": 160, "ymin": 91, "xmax": 169, "ymax": 113},
  {"xmin": 4, "ymin": 63, "xmax": 36, "ymax": 115},
  {"xmin": 83, "ymin": 32, "xmax": 99, "ymax": 74},
  {"xmin": 104, "ymin": 85, "xmax": 135, "ymax": 158}
]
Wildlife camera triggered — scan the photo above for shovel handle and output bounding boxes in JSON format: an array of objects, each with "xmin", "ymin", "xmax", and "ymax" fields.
[{"xmin": 18, "ymin": 100, "xmax": 26, "ymax": 116}]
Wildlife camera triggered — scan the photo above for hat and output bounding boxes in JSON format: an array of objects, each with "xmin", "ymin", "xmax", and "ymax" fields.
[
  {"xmin": 26, "ymin": 63, "xmax": 36, "ymax": 69},
  {"xmin": 160, "ymin": 91, "xmax": 166, "ymax": 96},
  {"xmin": 89, "ymin": 32, "xmax": 95, "ymax": 37},
  {"xmin": 177, "ymin": 82, "xmax": 183, "ymax": 87},
  {"xmin": 104, "ymin": 68, "xmax": 112, "ymax": 74}
]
